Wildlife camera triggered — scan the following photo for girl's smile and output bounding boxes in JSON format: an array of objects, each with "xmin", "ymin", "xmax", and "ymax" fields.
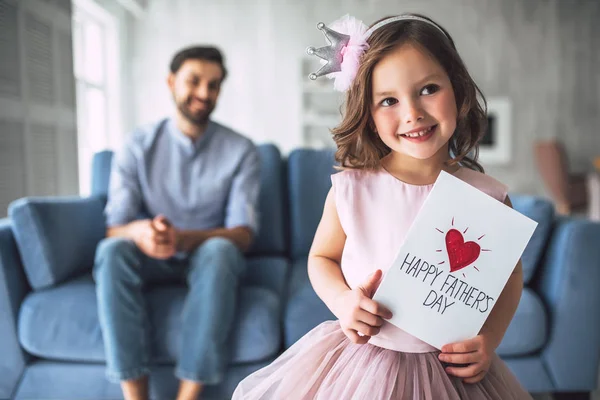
[{"xmin": 397, "ymin": 124, "xmax": 438, "ymax": 142}]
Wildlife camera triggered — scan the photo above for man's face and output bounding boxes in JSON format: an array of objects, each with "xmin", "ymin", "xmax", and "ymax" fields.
[{"xmin": 168, "ymin": 59, "xmax": 224, "ymax": 125}]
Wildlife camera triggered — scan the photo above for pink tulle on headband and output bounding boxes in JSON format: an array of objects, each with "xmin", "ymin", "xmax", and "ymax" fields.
[{"xmin": 326, "ymin": 15, "xmax": 369, "ymax": 92}]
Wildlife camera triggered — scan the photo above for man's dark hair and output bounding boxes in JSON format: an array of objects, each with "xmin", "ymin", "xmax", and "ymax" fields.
[{"xmin": 169, "ymin": 46, "xmax": 228, "ymax": 80}]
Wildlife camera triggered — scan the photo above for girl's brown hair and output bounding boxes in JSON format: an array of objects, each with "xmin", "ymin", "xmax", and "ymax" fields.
[{"xmin": 332, "ymin": 14, "xmax": 486, "ymax": 172}]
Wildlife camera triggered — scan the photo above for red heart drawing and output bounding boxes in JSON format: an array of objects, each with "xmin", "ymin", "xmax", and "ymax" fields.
[{"xmin": 445, "ymin": 229, "xmax": 481, "ymax": 273}]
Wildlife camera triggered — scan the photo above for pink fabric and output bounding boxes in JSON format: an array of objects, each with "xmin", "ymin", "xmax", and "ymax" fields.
[
  {"xmin": 233, "ymin": 167, "xmax": 528, "ymax": 400},
  {"xmin": 233, "ymin": 322, "xmax": 531, "ymax": 400}
]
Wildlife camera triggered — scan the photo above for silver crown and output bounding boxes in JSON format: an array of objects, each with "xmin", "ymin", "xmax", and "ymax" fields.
[{"xmin": 306, "ymin": 22, "xmax": 350, "ymax": 80}]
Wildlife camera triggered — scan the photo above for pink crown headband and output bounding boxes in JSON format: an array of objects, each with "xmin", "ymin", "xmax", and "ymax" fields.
[{"xmin": 306, "ymin": 14, "xmax": 449, "ymax": 92}]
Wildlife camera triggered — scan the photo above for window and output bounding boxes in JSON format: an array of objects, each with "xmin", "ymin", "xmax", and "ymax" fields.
[{"xmin": 72, "ymin": 0, "xmax": 120, "ymax": 195}]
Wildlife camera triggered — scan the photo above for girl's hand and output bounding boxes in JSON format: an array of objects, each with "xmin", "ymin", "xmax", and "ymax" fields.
[
  {"xmin": 439, "ymin": 335, "xmax": 494, "ymax": 384},
  {"xmin": 332, "ymin": 269, "xmax": 393, "ymax": 344}
]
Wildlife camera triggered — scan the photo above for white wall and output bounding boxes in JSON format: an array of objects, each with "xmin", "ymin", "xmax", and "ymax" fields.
[
  {"xmin": 128, "ymin": 0, "xmax": 308, "ymax": 154},
  {"xmin": 126, "ymin": 0, "xmax": 600, "ymax": 195}
]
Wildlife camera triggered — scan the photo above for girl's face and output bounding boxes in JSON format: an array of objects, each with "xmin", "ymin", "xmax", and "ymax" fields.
[{"xmin": 370, "ymin": 43, "xmax": 457, "ymax": 161}]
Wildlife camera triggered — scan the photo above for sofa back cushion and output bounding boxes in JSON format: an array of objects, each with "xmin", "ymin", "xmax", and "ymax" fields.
[
  {"xmin": 509, "ymin": 194, "xmax": 555, "ymax": 283},
  {"xmin": 288, "ymin": 149, "xmax": 337, "ymax": 260},
  {"xmin": 91, "ymin": 150, "xmax": 113, "ymax": 197},
  {"xmin": 8, "ymin": 197, "xmax": 106, "ymax": 290},
  {"xmin": 91, "ymin": 144, "xmax": 287, "ymax": 256},
  {"xmin": 248, "ymin": 144, "xmax": 287, "ymax": 255}
]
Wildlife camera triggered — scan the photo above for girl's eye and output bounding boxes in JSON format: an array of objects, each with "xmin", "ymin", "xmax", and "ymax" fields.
[
  {"xmin": 381, "ymin": 98, "xmax": 398, "ymax": 107},
  {"xmin": 420, "ymin": 84, "xmax": 440, "ymax": 96}
]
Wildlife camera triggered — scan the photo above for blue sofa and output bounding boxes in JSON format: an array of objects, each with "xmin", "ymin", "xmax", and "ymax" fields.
[{"xmin": 1, "ymin": 145, "xmax": 599, "ymax": 399}]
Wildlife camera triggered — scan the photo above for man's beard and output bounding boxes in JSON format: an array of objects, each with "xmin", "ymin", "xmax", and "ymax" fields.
[{"xmin": 176, "ymin": 97, "xmax": 214, "ymax": 126}]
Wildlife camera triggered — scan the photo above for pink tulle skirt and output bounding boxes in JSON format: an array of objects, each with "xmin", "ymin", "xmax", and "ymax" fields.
[{"xmin": 233, "ymin": 321, "xmax": 532, "ymax": 400}]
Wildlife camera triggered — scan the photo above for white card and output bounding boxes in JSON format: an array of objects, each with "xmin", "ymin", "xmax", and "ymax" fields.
[{"xmin": 372, "ymin": 171, "xmax": 538, "ymax": 350}]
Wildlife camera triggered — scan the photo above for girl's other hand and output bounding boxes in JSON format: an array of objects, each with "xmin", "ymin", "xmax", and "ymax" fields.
[
  {"xmin": 439, "ymin": 334, "xmax": 494, "ymax": 383},
  {"xmin": 332, "ymin": 269, "xmax": 393, "ymax": 344}
]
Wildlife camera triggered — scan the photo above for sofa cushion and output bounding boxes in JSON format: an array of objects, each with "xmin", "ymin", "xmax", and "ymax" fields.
[
  {"xmin": 18, "ymin": 267, "xmax": 284, "ymax": 364},
  {"xmin": 91, "ymin": 150, "xmax": 113, "ymax": 197},
  {"xmin": 284, "ymin": 258, "xmax": 335, "ymax": 348},
  {"xmin": 497, "ymin": 288, "xmax": 547, "ymax": 356},
  {"xmin": 509, "ymin": 195, "xmax": 555, "ymax": 283},
  {"xmin": 8, "ymin": 197, "xmax": 106, "ymax": 290},
  {"xmin": 242, "ymin": 256, "xmax": 290, "ymax": 298},
  {"xmin": 248, "ymin": 144, "xmax": 287, "ymax": 256},
  {"xmin": 288, "ymin": 149, "xmax": 337, "ymax": 260}
]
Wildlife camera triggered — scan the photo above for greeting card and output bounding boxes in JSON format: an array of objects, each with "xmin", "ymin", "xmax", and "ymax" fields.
[{"xmin": 372, "ymin": 171, "xmax": 537, "ymax": 349}]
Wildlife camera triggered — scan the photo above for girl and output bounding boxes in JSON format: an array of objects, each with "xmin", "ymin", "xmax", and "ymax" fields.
[{"xmin": 233, "ymin": 13, "xmax": 532, "ymax": 400}]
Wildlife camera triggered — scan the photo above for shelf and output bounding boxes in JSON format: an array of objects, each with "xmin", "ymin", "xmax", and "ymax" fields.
[
  {"xmin": 303, "ymin": 113, "xmax": 340, "ymax": 127},
  {"xmin": 301, "ymin": 82, "xmax": 337, "ymax": 94},
  {"xmin": 301, "ymin": 57, "xmax": 345, "ymax": 147}
]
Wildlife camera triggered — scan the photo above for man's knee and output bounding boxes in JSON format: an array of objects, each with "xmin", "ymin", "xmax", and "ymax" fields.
[
  {"xmin": 199, "ymin": 236, "xmax": 240, "ymax": 254},
  {"xmin": 95, "ymin": 237, "xmax": 138, "ymax": 262},
  {"xmin": 188, "ymin": 237, "xmax": 245, "ymax": 279},
  {"xmin": 93, "ymin": 237, "xmax": 140, "ymax": 281}
]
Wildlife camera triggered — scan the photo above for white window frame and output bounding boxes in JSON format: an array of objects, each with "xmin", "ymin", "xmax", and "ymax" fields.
[{"xmin": 72, "ymin": 0, "xmax": 121, "ymax": 195}]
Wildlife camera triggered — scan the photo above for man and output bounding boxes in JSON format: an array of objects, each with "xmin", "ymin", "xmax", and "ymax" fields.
[{"xmin": 93, "ymin": 46, "xmax": 261, "ymax": 400}]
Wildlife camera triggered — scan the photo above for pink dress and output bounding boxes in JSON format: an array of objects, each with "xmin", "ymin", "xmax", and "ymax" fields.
[{"xmin": 233, "ymin": 167, "xmax": 532, "ymax": 400}]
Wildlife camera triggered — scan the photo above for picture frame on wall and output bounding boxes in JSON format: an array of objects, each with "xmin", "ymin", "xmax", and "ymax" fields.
[{"xmin": 479, "ymin": 97, "xmax": 512, "ymax": 165}]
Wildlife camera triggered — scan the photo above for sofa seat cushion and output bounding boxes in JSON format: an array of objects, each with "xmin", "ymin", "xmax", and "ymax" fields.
[
  {"xmin": 19, "ymin": 274, "xmax": 282, "ymax": 364},
  {"xmin": 497, "ymin": 287, "xmax": 547, "ymax": 356},
  {"xmin": 284, "ymin": 258, "xmax": 335, "ymax": 348}
]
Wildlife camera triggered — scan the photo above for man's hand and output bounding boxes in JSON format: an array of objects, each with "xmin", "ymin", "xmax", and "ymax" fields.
[
  {"xmin": 132, "ymin": 215, "xmax": 177, "ymax": 259},
  {"xmin": 439, "ymin": 334, "xmax": 494, "ymax": 384}
]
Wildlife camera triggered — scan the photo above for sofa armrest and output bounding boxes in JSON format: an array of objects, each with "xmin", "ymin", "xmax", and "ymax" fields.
[
  {"xmin": 0, "ymin": 219, "xmax": 30, "ymax": 398},
  {"xmin": 535, "ymin": 217, "xmax": 600, "ymax": 391}
]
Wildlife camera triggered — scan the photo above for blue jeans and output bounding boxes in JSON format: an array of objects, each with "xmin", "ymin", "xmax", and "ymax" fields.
[{"xmin": 93, "ymin": 236, "xmax": 246, "ymax": 384}]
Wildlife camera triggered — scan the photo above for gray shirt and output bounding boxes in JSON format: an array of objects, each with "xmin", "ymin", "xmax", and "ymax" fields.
[{"xmin": 105, "ymin": 118, "xmax": 261, "ymax": 234}]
